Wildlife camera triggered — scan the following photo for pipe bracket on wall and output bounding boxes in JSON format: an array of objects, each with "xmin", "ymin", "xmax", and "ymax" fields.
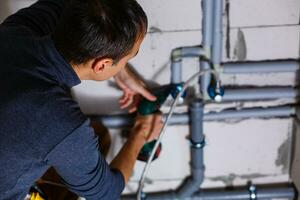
[{"xmin": 190, "ymin": 138, "xmax": 206, "ymax": 149}]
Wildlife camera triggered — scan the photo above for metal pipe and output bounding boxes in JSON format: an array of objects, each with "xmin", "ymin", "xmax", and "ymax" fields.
[
  {"xmin": 222, "ymin": 87, "xmax": 298, "ymax": 101},
  {"xmin": 92, "ymin": 105, "xmax": 296, "ymax": 128},
  {"xmin": 222, "ymin": 60, "xmax": 300, "ymax": 74},
  {"xmin": 176, "ymin": 99, "xmax": 205, "ymax": 198},
  {"xmin": 121, "ymin": 186, "xmax": 295, "ymax": 200},
  {"xmin": 200, "ymin": 0, "xmax": 214, "ymax": 97}
]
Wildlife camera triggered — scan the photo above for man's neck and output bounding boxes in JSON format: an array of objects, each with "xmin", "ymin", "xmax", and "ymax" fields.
[{"xmin": 71, "ymin": 61, "xmax": 93, "ymax": 80}]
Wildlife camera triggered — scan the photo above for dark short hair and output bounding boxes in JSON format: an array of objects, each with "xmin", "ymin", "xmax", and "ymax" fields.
[{"xmin": 53, "ymin": 0, "xmax": 148, "ymax": 64}]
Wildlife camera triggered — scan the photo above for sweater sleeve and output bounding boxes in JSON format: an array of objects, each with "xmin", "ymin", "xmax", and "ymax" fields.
[
  {"xmin": 2, "ymin": 0, "xmax": 66, "ymax": 36},
  {"xmin": 44, "ymin": 119, "xmax": 125, "ymax": 200}
]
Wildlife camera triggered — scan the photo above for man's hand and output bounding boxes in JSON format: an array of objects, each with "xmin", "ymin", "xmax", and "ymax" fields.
[
  {"xmin": 114, "ymin": 66, "xmax": 156, "ymax": 113},
  {"xmin": 131, "ymin": 112, "xmax": 163, "ymax": 143},
  {"xmin": 109, "ymin": 112, "xmax": 163, "ymax": 183}
]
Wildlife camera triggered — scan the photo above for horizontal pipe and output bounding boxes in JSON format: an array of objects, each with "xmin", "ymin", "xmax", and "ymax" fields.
[
  {"xmin": 222, "ymin": 87, "xmax": 298, "ymax": 101},
  {"xmin": 181, "ymin": 46, "xmax": 204, "ymax": 58},
  {"xmin": 92, "ymin": 105, "xmax": 296, "ymax": 128},
  {"xmin": 204, "ymin": 105, "xmax": 295, "ymax": 121},
  {"xmin": 256, "ymin": 187, "xmax": 296, "ymax": 199},
  {"xmin": 222, "ymin": 60, "xmax": 299, "ymax": 74},
  {"xmin": 122, "ymin": 191, "xmax": 174, "ymax": 200},
  {"xmin": 171, "ymin": 46, "xmax": 205, "ymax": 62},
  {"xmin": 121, "ymin": 186, "xmax": 295, "ymax": 200},
  {"xmin": 193, "ymin": 190, "xmax": 250, "ymax": 200},
  {"xmin": 191, "ymin": 187, "xmax": 296, "ymax": 200}
]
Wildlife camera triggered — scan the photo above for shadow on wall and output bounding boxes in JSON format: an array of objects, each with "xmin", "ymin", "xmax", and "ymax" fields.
[{"xmin": 0, "ymin": 0, "xmax": 11, "ymax": 23}]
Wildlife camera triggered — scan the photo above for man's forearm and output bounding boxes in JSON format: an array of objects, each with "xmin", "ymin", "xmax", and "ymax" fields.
[
  {"xmin": 110, "ymin": 113, "xmax": 162, "ymax": 183},
  {"xmin": 109, "ymin": 133, "xmax": 146, "ymax": 183}
]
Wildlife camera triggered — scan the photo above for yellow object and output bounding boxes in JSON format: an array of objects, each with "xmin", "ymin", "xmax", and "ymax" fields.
[{"xmin": 29, "ymin": 192, "xmax": 44, "ymax": 200}]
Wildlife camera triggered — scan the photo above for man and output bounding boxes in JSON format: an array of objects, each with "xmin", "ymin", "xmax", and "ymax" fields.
[{"xmin": 0, "ymin": 0, "xmax": 162, "ymax": 199}]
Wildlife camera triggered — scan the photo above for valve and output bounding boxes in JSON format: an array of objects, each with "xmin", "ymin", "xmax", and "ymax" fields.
[
  {"xmin": 170, "ymin": 83, "xmax": 187, "ymax": 104},
  {"xmin": 207, "ymin": 75, "xmax": 224, "ymax": 102}
]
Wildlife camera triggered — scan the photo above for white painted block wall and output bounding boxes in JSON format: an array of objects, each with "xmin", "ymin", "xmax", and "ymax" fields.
[{"xmin": 1, "ymin": 0, "xmax": 299, "ymax": 195}]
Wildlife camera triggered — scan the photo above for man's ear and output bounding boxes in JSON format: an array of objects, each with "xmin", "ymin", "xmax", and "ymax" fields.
[{"xmin": 92, "ymin": 58, "xmax": 114, "ymax": 73}]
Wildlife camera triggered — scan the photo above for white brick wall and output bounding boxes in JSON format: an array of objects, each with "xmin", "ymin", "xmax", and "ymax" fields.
[{"xmin": 229, "ymin": 0, "xmax": 300, "ymax": 28}]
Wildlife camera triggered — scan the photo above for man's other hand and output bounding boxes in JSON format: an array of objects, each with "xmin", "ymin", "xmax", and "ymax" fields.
[
  {"xmin": 131, "ymin": 112, "xmax": 163, "ymax": 143},
  {"xmin": 114, "ymin": 66, "xmax": 156, "ymax": 113}
]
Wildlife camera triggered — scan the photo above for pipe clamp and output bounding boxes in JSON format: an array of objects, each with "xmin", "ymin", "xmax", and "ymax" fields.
[{"xmin": 190, "ymin": 138, "xmax": 205, "ymax": 149}]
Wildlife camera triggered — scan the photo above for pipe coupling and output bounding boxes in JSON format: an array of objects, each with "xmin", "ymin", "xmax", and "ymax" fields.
[{"xmin": 190, "ymin": 138, "xmax": 206, "ymax": 149}]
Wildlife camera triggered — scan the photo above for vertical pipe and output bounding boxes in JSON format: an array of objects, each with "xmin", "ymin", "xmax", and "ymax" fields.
[
  {"xmin": 176, "ymin": 99, "xmax": 205, "ymax": 198},
  {"xmin": 171, "ymin": 60, "xmax": 182, "ymax": 84},
  {"xmin": 200, "ymin": 0, "xmax": 214, "ymax": 98},
  {"xmin": 212, "ymin": 0, "xmax": 224, "ymax": 67},
  {"xmin": 209, "ymin": 0, "xmax": 224, "ymax": 101}
]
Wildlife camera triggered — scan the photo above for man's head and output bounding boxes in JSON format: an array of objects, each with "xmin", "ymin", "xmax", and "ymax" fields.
[{"xmin": 53, "ymin": 0, "xmax": 147, "ymax": 80}]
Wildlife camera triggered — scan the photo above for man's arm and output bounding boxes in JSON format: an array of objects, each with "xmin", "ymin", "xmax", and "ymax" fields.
[
  {"xmin": 2, "ymin": 0, "xmax": 66, "ymax": 36},
  {"xmin": 45, "ymin": 114, "xmax": 162, "ymax": 199},
  {"xmin": 110, "ymin": 113, "xmax": 163, "ymax": 183},
  {"xmin": 45, "ymin": 119, "xmax": 125, "ymax": 200}
]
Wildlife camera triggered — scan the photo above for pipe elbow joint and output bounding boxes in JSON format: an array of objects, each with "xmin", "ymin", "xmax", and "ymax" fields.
[
  {"xmin": 171, "ymin": 46, "xmax": 205, "ymax": 62},
  {"xmin": 171, "ymin": 48, "xmax": 183, "ymax": 62}
]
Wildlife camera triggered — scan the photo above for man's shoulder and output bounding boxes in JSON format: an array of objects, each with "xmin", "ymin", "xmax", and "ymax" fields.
[
  {"xmin": 31, "ymin": 84, "xmax": 86, "ymax": 125},
  {"xmin": 0, "ymin": 23, "xmax": 35, "ymax": 42},
  {"xmin": 42, "ymin": 86, "xmax": 86, "ymax": 125},
  {"xmin": 2, "ymin": 83, "xmax": 86, "ymax": 137},
  {"xmin": 0, "ymin": 83, "xmax": 87, "ymax": 161}
]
